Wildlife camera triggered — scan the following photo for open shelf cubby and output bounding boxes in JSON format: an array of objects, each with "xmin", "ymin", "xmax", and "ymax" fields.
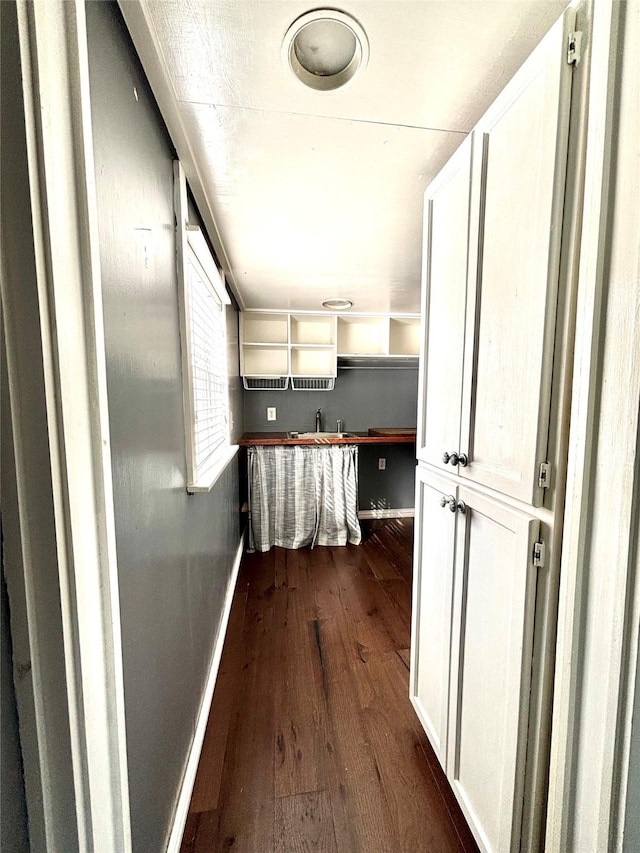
[
  {"xmin": 337, "ymin": 316, "xmax": 389, "ymax": 355},
  {"xmin": 241, "ymin": 312, "xmax": 289, "ymax": 345},
  {"xmin": 389, "ymin": 317, "xmax": 421, "ymax": 356},
  {"xmin": 290, "ymin": 314, "xmax": 336, "ymax": 346},
  {"xmin": 291, "ymin": 346, "xmax": 336, "ymax": 377},
  {"xmin": 241, "ymin": 345, "xmax": 289, "ymax": 378}
]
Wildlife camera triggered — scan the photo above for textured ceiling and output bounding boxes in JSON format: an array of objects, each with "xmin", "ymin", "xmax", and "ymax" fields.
[{"xmin": 121, "ymin": 0, "xmax": 569, "ymax": 313}]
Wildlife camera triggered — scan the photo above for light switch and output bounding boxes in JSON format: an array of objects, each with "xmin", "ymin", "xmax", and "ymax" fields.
[
  {"xmin": 378, "ymin": 458, "xmax": 386, "ymax": 470},
  {"xmin": 267, "ymin": 407, "xmax": 277, "ymax": 422}
]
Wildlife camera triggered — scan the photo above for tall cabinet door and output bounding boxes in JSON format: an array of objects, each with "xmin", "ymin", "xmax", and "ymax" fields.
[
  {"xmin": 410, "ymin": 468, "xmax": 457, "ymax": 767},
  {"xmin": 417, "ymin": 136, "xmax": 473, "ymax": 469},
  {"xmin": 460, "ymin": 11, "xmax": 575, "ymax": 505},
  {"xmin": 447, "ymin": 487, "xmax": 540, "ymax": 853}
]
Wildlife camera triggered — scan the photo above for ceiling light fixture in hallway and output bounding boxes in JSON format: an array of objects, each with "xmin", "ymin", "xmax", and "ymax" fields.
[{"xmin": 283, "ymin": 9, "xmax": 369, "ymax": 91}]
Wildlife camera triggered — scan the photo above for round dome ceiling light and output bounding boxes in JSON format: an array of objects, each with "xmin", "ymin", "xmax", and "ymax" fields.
[
  {"xmin": 322, "ymin": 298, "xmax": 353, "ymax": 310},
  {"xmin": 283, "ymin": 10, "xmax": 369, "ymax": 92}
]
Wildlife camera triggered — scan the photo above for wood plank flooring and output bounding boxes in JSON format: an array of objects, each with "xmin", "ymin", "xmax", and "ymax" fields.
[{"xmin": 181, "ymin": 518, "xmax": 479, "ymax": 853}]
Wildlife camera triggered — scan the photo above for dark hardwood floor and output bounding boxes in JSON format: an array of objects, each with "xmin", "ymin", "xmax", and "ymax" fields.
[{"xmin": 180, "ymin": 518, "xmax": 479, "ymax": 853}]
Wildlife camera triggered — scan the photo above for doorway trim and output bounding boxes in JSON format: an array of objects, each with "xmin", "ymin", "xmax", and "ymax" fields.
[
  {"xmin": 2, "ymin": 2, "xmax": 131, "ymax": 849},
  {"xmin": 546, "ymin": 1, "xmax": 640, "ymax": 848}
]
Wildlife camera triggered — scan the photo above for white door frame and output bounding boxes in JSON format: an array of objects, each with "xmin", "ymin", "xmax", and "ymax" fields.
[
  {"xmin": 546, "ymin": 1, "xmax": 640, "ymax": 849},
  {"xmin": 1, "ymin": 2, "xmax": 131, "ymax": 850},
  {"xmin": 3, "ymin": 1, "xmax": 639, "ymax": 852}
]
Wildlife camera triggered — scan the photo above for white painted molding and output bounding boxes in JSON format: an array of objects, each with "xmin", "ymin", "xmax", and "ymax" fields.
[
  {"xmin": 10, "ymin": 1, "xmax": 131, "ymax": 849},
  {"xmin": 546, "ymin": 0, "xmax": 614, "ymax": 842},
  {"xmin": 546, "ymin": 1, "xmax": 640, "ymax": 849},
  {"xmin": 166, "ymin": 534, "xmax": 245, "ymax": 853},
  {"xmin": 358, "ymin": 508, "xmax": 415, "ymax": 520}
]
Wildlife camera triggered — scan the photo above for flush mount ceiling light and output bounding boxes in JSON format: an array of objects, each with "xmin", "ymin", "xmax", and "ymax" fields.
[
  {"xmin": 283, "ymin": 10, "xmax": 369, "ymax": 92},
  {"xmin": 322, "ymin": 298, "xmax": 353, "ymax": 310}
]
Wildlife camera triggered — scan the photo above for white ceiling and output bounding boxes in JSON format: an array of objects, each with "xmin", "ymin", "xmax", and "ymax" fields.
[{"xmin": 122, "ymin": 1, "xmax": 568, "ymax": 314}]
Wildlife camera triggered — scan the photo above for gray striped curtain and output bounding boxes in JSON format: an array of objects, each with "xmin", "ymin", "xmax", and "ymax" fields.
[{"xmin": 248, "ymin": 445, "xmax": 361, "ymax": 552}]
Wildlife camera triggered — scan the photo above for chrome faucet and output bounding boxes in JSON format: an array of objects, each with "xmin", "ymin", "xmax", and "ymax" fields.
[{"xmin": 315, "ymin": 408, "xmax": 322, "ymax": 432}]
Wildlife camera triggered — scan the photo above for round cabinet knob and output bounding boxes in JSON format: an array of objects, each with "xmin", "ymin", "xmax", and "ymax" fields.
[
  {"xmin": 458, "ymin": 453, "xmax": 469, "ymax": 467},
  {"xmin": 456, "ymin": 500, "xmax": 467, "ymax": 514},
  {"xmin": 439, "ymin": 495, "xmax": 456, "ymax": 511},
  {"xmin": 448, "ymin": 452, "xmax": 459, "ymax": 467},
  {"xmin": 442, "ymin": 451, "xmax": 451, "ymax": 464}
]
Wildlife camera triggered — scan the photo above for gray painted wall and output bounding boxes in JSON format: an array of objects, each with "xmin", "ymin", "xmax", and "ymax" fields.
[
  {"xmin": 625, "ymin": 625, "xmax": 640, "ymax": 851},
  {"xmin": 620, "ymin": 4, "xmax": 640, "ymax": 849},
  {"xmin": 1, "ymin": 8, "xmax": 31, "ymax": 849},
  {"xmin": 244, "ymin": 366, "xmax": 418, "ymax": 509},
  {"xmin": 86, "ymin": 4, "xmax": 242, "ymax": 850},
  {"xmin": 357, "ymin": 444, "xmax": 417, "ymax": 511},
  {"xmin": 243, "ymin": 366, "xmax": 418, "ymax": 434},
  {"xmin": 1, "ymin": 565, "xmax": 30, "ymax": 853}
]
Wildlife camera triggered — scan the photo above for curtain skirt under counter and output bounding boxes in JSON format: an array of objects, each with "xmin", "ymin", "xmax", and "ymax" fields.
[{"xmin": 247, "ymin": 445, "xmax": 361, "ymax": 552}]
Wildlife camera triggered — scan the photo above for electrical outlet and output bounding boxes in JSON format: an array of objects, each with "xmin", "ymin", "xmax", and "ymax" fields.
[
  {"xmin": 378, "ymin": 457, "xmax": 386, "ymax": 470},
  {"xmin": 267, "ymin": 407, "xmax": 277, "ymax": 422}
]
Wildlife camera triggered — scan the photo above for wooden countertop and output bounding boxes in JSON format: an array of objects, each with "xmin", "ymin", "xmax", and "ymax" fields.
[{"xmin": 239, "ymin": 429, "xmax": 416, "ymax": 446}]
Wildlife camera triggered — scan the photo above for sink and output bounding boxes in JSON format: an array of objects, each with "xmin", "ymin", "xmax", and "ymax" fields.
[{"xmin": 287, "ymin": 431, "xmax": 353, "ymax": 439}]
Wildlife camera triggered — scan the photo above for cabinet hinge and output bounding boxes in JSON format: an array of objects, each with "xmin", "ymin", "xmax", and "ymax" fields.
[
  {"xmin": 567, "ymin": 31, "xmax": 582, "ymax": 65},
  {"xmin": 533, "ymin": 541, "xmax": 546, "ymax": 569},
  {"xmin": 538, "ymin": 461, "xmax": 551, "ymax": 489}
]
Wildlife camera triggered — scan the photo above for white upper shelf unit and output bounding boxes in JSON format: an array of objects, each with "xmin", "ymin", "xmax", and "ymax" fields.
[{"xmin": 240, "ymin": 311, "xmax": 420, "ymax": 389}]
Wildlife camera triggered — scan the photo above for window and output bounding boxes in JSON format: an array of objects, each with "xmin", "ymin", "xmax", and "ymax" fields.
[{"xmin": 175, "ymin": 164, "xmax": 237, "ymax": 492}]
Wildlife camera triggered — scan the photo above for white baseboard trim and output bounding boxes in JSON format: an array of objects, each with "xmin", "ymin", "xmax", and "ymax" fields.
[
  {"xmin": 358, "ymin": 508, "xmax": 415, "ymax": 520},
  {"xmin": 166, "ymin": 533, "xmax": 245, "ymax": 853}
]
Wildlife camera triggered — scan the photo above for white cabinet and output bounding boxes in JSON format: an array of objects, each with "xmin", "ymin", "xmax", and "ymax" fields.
[
  {"xmin": 417, "ymin": 10, "xmax": 573, "ymax": 506},
  {"xmin": 412, "ymin": 8, "xmax": 577, "ymax": 852},
  {"xmin": 411, "ymin": 469, "xmax": 540, "ymax": 853},
  {"xmin": 411, "ymin": 468, "xmax": 457, "ymax": 767},
  {"xmin": 417, "ymin": 136, "xmax": 472, "ymax": 481},
  {"xmin": 447, "ymin": 485, "xmax": 539, "ymax": 853}
]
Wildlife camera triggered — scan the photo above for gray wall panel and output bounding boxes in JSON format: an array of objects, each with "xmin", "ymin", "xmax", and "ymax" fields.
[
  {"xmin": 243, "ymin": 367, "xmax": 418, "ymax": 433},
  {"xmin": 1, "ymin": 566, "xmax": 30, "ymax": 853},
  {"xmin": 620, "ymin": 4, "xmax": 640, "ymax": 849},
  {"xmin": 244, "ymin": 367, "xmax": 418, "ymax": 509},
  {"xmin": 625, "ymin": 625, "xmax": 640, "ymax": 851},
  {"xmin": 86, "ymin": 4, "xmax": 241, "ymax": 849},
  {"xmin": 357, "ymin": 444, "xmax": 417, "ymax": 511},
  {"xmin": 1, "ymin": 7, "xmax": 33, "ymax": 849}
]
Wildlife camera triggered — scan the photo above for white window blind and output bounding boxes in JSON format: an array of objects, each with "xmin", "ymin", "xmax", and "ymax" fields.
[
  {"xmin": 182, "ymin": 227, "xmax": 232, "ymax": 489},
  {"xmin": 187, "ymin": 249, "xmax": 227, "ymax": 471},
  {"xmin": 174, "ymin": 160, "xmax": 237, "ymax": 493}
]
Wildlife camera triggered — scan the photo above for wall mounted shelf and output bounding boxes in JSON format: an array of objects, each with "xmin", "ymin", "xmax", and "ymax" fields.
[{"xmin": 240, "ymin": 311, "xmax": 420, "ymax": 388}]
